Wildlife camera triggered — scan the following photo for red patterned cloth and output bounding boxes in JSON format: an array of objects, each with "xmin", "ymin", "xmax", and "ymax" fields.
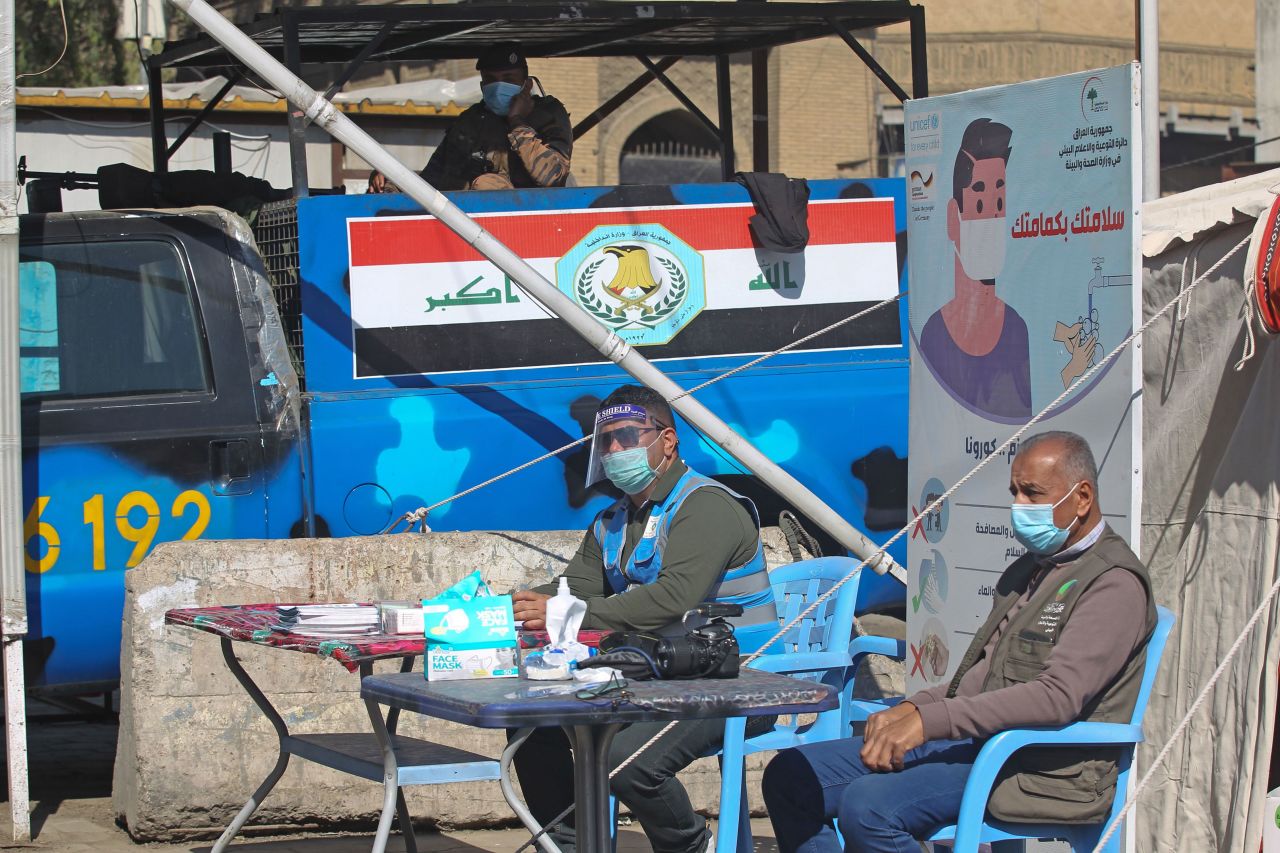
[{"xmin": 165, "ymin": 603, "xmax": 606, "ymax": 672}]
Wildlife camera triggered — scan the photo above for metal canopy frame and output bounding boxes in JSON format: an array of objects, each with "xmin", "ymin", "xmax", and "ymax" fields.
[{"xmin": 148, "ymin": 0, "xmax": 927, "ymax": 190}]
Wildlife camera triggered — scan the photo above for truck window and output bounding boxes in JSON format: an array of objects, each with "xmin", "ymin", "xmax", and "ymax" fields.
[
  {"xmin": 19, "ymin": 261, "xmax": 60, "ymax": 394},
  {"xmin": 18, "ymin": 240, "xmax": 210, "ymax": 400}
]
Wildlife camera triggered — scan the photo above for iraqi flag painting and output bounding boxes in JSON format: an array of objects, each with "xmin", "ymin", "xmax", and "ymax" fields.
[{"xmin": 345, "ymin": 199, "xmax": 900, "ymax": 378}]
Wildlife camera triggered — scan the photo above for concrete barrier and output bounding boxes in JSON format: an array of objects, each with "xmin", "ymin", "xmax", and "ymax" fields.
[{"xmin": 113, "ymin": 530, "xmax": 901, "ymax": 841}]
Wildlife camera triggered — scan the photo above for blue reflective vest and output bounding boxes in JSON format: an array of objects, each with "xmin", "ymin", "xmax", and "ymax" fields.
[{"xmin": 591, "ymin": 467, "xmax": 778, "ymax": 653}]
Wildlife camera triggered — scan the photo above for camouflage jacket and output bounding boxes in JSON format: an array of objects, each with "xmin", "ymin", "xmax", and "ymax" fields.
[{"xmin": 422, "ymin": 96, "xmax": 572, "ymax": 191}]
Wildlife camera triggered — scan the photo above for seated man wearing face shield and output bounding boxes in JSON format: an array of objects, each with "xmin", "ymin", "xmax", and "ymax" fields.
[
  {"xmin": 762, "ymin": 431, "xmax": 1155, "ymax": 853},
  {"xmin": 510, "ymin": 384, "xmax": 778, "ymax": 853},
  {"xmin": 368, "ymin": 42, "xmax": 572, "ymax": 193}
]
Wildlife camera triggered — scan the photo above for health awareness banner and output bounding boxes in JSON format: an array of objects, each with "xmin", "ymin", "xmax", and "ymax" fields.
[
  {"xmin": 345, "ymin": 199, "xmax": 899, "ymax": 377},
  {"xmin": 905, "ymin": 65, "xmax": 1142, "ymax": 692}
]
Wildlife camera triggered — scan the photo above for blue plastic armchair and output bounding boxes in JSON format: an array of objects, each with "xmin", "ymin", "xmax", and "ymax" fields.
[
  {"xmin": 925, "ymin": 605, "xmax": 1175, "ymax": 853},
  {"xmin": 715, "ymin": 558, "xmax": 906, "ymax": 853}
]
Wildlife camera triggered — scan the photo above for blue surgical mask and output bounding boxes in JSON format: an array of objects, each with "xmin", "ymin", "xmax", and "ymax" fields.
[
  {"xmin": 601, "ymin": 436, "xmax": 664, "ymax": 495},
  {"xmin": 482, "ymin": 81, "xmax": 523, "ymax": 116},
  {"xmin": 1010, "ymin": 482, "xmax": 1082, "ymax": 555}
]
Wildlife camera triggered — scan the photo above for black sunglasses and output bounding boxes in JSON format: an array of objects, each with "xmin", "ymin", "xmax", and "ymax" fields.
[{"xmin": 598, "ymin": 421, "xmax": 671, "ymax": 451}]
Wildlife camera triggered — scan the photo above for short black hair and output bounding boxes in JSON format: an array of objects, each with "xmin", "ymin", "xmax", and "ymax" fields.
[
  {"xmin": 476, "ymin": 42, "xmax": 529, "ymax": 74},
  {"xmin": 952, "ymin": 118, "xmax": 1012, "ymax": 212},
  {"xmin": 598, "ymin": 384, "xmax": 674, "ymax": 430},
  {"xmin": 1017, "ymin": 431, "xmax": 1099, "ymax": 486}
]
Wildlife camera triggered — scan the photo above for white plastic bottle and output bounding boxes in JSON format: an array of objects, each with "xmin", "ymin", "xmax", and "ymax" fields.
[{"xmin": 545, "ymin": 577, "xmax": 578, "ymax": 643}]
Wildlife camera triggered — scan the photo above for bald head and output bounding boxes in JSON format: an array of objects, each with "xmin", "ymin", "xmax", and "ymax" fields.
[{"xmin": 1018, "ymin": 431, "xmax": 1098, "ymax": 486}]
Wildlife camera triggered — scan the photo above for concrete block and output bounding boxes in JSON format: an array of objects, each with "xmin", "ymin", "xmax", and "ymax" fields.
[{"xmin": 114, "ymin": 529, "xmax": 829, "ymax": 841}]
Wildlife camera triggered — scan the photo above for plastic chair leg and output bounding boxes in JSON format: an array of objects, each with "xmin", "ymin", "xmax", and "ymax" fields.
[
  {"xmin": 610, "ymin": 795, "xmax": 618, "ymax": 853},
  {"xmin": 716, "ymin": 717, "xmax": 747, "ymax": 853},
  {"xmin": 734, "ymin": 773, "xmax": 752, "ymax": 852}
]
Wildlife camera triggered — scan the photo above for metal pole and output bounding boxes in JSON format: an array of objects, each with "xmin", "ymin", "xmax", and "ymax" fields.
[
  {"xmin": 1139, "ymin": 0, "xmax": 1160, "ymax": 199},
  {"xmin": 213, "ymin": 131, "xmax": 232, "ymax": 176},
  {"xmin": 908, "ymin": 5, "xmax": 928, "ymax": 99},
  {"xmin": 715, "ymin": 55, "xmax": 736, "ymax": 181},
  {"xmin": 0, "ymin": 0, "xmax": 31, "ymax": 839},
  {"xmin": 282, "ymin": 12, "xmax": 310, "ymax": 198},
  {"xmin": 148, "ymin": 58, "xmax": 169, "ymax": 176},
  {"xmin": 159, "ymin": 0, "xmax": 904, "ymax": 581},
  {"xmin": 750, "ymin": 49, "xmax": 768, "ymax": 172}
]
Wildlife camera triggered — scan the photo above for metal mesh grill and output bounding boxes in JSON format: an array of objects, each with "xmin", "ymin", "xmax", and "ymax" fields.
[{"xmin": 253, "ymin": 199, "xmax": 305, "ymax": 388}]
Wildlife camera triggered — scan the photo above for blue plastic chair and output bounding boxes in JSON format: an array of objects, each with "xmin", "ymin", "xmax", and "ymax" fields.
[
  {"xmin": 924, "ymin": 605, "xmax": 1175, "ymax": 853},
  {"xmin": 715, "ymin": 557, "xmax": 906, "ymax": 853}
]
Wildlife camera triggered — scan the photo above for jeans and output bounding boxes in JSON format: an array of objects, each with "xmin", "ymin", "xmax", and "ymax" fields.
[
  {"xmin": 762, "ymin": 736, "xmax": 981, "ymax": 853},
  {"xmin": 510, "ymin": 715, "xmax": 774, "ymax": 853}
]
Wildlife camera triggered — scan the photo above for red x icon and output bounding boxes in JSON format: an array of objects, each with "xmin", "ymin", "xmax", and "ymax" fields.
[
  {"xmin": 910, "ymin": 506, "xmax": 926, "ymax": 540},
  {"xmin": 909, "ymin": 642, "xmax": 925, "ymax": 677}
]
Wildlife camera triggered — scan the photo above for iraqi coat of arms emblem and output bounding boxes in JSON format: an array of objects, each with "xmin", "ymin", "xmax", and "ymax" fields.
[{"xmin": 555, "ymin": 224, "xmax": 705, "ymax": 346}]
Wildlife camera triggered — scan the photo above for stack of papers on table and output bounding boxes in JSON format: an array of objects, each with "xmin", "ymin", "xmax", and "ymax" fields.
[{"xmin": 274, "ymin": 604, "xmax": 380, "ymax": 636}]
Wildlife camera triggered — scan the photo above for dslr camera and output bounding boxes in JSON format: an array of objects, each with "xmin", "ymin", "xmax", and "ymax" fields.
[
  {"xmin": 587, "ymin": 603, "xmax": 744, "ymax": 680},
  {"xmin": 655, "ymin": 603, "xmax": 742, "ymax": 679}
]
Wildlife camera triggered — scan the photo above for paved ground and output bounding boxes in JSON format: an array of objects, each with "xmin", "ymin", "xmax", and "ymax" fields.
[{"xmin": 0, "ymin": 699, "xmax": 782, "ymax": 853}]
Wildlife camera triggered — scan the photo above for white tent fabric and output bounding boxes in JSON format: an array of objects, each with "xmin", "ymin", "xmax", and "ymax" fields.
[{"xmin": 1135, "ymin": 169, "xmax": 1280, "ymax": 852}]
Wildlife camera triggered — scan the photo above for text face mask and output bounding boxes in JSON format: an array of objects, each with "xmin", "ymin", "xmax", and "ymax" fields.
[
  {"xmin": 601, "ymin": 436, "xmax": 663, "ymax": 495},
  {"xmin": 955, "ymin": 215, "xmax": 1007, "ymax": 281},
  {"xmin": 1010, "ymin": 482, "xmax": 1082, "ymax": 555},
  {"xmin": 482, "ymin": 81, "xmax": 523, "ymax": 116}
]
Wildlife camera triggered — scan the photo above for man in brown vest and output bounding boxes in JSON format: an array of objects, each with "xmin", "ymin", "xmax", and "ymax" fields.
[{"xmin": 762, "ymin": 430, "xmax": 1156, "ymax": 853}]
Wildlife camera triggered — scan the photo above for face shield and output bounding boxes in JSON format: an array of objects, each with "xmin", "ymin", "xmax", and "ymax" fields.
[{"xmin": 585, "ymin": 403, "xmax": 668, "ymax": 488}]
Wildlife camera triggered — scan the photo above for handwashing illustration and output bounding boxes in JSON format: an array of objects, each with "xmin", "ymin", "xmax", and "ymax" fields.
[{"xmin": 1053, "ymin": 257, "xmax": 1132, "ymax": 388}]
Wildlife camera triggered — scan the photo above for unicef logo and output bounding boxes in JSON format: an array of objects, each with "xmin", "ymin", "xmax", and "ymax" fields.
[{"xmin": 556, "ymin": 224, "xmax": 705, "ymax": 346}]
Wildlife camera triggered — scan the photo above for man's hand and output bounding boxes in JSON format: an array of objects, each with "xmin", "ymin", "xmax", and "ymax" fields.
[
  {"xmin": 511, "ymin": 590, "xmax": 551, "ymax": 630},
  {"xmin": 367, "ymin": 170, "xmax": 387, "ymax": 193},
  {"xmin": 507, "ymin": 80, "xmax": 535, "ymax": 127},
  {"xmin": 860, "ymin": 702, "xmax": 925, "ymax": 772}
]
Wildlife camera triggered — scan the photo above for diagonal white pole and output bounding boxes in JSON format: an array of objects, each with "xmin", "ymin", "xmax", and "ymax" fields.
[{"xmin": 158, "ymin": 0, "xmax": 905, "ymax": 582}]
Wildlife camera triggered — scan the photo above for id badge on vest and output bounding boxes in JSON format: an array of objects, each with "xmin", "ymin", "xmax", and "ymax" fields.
[{"xmin": 626, "ymin": 514, "xmax": 662, "ymax": 584}]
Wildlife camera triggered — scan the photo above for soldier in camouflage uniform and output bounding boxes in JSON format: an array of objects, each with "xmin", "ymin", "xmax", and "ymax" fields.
[{"xmin": 369, "ymin": 43, "xmax": 572, "ymax": 193}]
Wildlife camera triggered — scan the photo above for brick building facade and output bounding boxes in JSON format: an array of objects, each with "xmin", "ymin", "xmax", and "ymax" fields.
[{"xmin": 195, "ymin": 0, "xmax": 1258, "ymax": 192}]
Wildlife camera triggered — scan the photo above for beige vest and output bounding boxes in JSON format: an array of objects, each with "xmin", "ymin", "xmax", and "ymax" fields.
[{"xmin": 946, "ymin": 526, "xmax": 1155, "ymax": 824}]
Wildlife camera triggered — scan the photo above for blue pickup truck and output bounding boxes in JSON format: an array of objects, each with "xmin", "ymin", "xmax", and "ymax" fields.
[{"xmin": 17, "ymin": 178, "xmax": 910, "ymax": 690}]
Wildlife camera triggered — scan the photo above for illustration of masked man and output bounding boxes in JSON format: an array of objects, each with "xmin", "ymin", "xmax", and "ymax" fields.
[{"xmin": 918, "ymin": 118, "xmax": 1032, "ymax": 419}]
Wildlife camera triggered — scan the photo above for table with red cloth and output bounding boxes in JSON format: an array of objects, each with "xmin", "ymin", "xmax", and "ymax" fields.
[
  {"xmin": 165, "ymin": 602, "xmax": 607, "ymax": 853},
  {"xmin": 165, "ymin": 602, "xmax": 606, "ymax": 671}
]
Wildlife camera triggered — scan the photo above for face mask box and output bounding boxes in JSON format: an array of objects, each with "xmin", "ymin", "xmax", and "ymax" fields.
[
  {"xmin": 421, "ymin": 594, "xmax": 519, "ymax": 681},
  {"xmin": 426, "ymin": 644, "xmax": 520, "ymax": 681}
]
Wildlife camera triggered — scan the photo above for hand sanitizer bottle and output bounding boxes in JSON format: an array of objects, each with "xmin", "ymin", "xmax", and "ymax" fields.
[
  {"xmin": 546, "ymin": 577, "xmax": 576, "ymax": 636},
  {"xmin": 524, "ymin": 578, "xmax": 585, "ymax": 680}
]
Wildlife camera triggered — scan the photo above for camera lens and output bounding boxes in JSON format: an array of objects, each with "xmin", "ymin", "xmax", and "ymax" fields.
[{"xmin": 657, "ymin": 635, "xmax": 714, "ymax": 678}]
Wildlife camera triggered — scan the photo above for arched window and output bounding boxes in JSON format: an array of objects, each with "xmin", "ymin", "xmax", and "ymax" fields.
[{"xmin": 619, "ymin": 109, "xmax": 721, "ymax": 185}]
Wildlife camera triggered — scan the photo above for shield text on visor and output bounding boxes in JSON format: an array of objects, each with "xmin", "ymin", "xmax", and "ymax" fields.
[{"xmin": 586, "ymin": 404, "xmax": 665, "ymax": 488}]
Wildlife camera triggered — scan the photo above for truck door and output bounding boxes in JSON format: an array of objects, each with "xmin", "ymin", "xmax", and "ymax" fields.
[{"xmin": 19, "ymin": 212, "xmax": 267, "ymax": 689}]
